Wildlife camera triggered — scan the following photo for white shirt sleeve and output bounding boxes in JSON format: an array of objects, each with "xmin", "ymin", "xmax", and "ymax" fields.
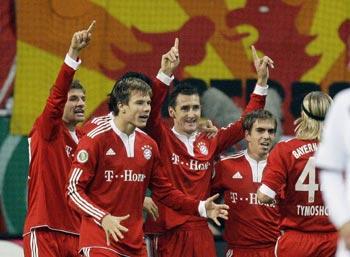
[
  {"xmin": 198, "ymin": 201, "xmax": 207, "ymax": 218},
  {"xmin": 64, "ymin": 54, "xmax": 81, "ymax": 70},
  {"xmin": 156, "ymin": 71, "xmax": 174, "ymax": 86},
  {"xmin": 320, "ymin": 170, "xmax": 350, "ymax": 228},
  {"xmin": 316, "ymin": 91, "xmax": 349, "ymax": 171},
  {"xmin": 258, "ymin": 183, "xmax": 277, "ymax": 199}
]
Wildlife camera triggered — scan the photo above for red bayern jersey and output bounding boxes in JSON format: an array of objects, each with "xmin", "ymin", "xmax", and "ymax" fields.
[
  {"xmin": 144, "ymin": 79, "xmax": 266, "ymax": 232},
  {"xmin": 212, "ymin": 150, "xmax": 280, "ymax": 249},
  {"xmin": 67, "ymin": 120, "xmax": 199, "ymax": 256},
  {"xmin": 261, "ymin": 138, "xmax": 336, "ymax": 233},
  {"xmin": 23, "ymin": 61, "xmax": 82, "ymax": 235}
]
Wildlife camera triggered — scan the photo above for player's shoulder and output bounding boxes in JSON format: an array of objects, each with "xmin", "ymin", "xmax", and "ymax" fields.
[
  {"xmin": 85, "ymin": 121, "xmax": 113, "ymax": 140},
  {"xmin": 135, "ymin": 128, "xmax": 158, "ymax": 147},
  {"xmin": 218, "ymin": 150, "xmax": 245, "ymax": 162}
]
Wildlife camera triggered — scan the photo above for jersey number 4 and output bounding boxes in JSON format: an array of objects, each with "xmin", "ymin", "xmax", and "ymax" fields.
[{"xmin": 295, "ymin": 157, "xmax": 319, "ymax": 203}]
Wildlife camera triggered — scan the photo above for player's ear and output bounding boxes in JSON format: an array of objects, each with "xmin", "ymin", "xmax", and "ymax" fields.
[
  {"xmin": 244, "ymin": 130, "xmax": 250, "ymax": 140},
  {"xmin": 118, "ymin": 102, "xmax": 126, "ymax": 114},
  {"xmin": 168, "ymin": 106, "xmax": 175, "ymax": 118}
]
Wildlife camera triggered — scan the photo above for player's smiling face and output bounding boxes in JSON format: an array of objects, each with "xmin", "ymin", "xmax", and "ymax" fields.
[
  {"xmin": 123, "ymin": 90, "xmax": 151, "ymax": 128},
  {"xmin": 63, "ymin": 89, "xmax": 86, "ymax": 125},
  {"xmin": 246, "ymin": 119, "xmax": 276, "ymax": 159},
  {"xmin": 169, "ymin": 93, "xmax": 201, "ymax": 136}
]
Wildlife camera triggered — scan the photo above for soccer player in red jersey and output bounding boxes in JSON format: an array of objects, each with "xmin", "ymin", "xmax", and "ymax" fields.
[
  {"xmin": 67, "ymin": 76, "xmax": 229, "ymax": 257},
  {"xmin": 212, "ymin": 110, "xmax": 280, "ymax": 257},
  {"xmin": 143, "ymin": 38, "xmax": 273, "ymax": 257},
  {"xmin": 23, "ymin": 21, "xmax": 95, "ymax": 257},
  {"xmin": 257, "ymin": 91, "xmax": 338, "ymax": 257}
]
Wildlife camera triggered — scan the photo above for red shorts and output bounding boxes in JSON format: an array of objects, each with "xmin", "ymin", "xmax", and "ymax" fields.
[
  {"xmin": 275, "ymin": 230, "xmax": 338, "ymax": 257},
  {"xmin": 23, "ymin": 228, "xmax": 79, "ymax": 257},
  {"xmin": 156, "ymin": 222, "xmax": 216, "ymax": 257},
  {"xmin": 225, "ymin": 246, "xmax": 275, "ymax": 257},
  {"xmin": 80, "ymin": 247, "xmax": 147, "ymax": 257}
]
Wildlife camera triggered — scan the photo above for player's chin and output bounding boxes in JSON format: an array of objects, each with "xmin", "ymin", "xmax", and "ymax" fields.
[
  {"xmin": 135, "ymin": 120, "xmax": 148, "ymax": 128},
  {"xmin": 74, "ymin": 114, "xmax": 85, "ymax": 122}
]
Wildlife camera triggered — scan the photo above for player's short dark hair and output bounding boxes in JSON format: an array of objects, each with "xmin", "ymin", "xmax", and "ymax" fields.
[
  {"xmin": 108, "ymin": 77, "xmax": 152, "ymax": 115},
  {"xmin": 70, "ymin": 80, "xmax": 86, "ymax": 93},
  {"xmin": 243, "ymin": 110, "xmax": 277, "ymax": 133},
  {"xmin": 119, "ymin": 71, "xmax": 152, "ymax": 87},
  {"xmin": 168, "ymin": 82, "xmax": 199, "ymax": 108}
]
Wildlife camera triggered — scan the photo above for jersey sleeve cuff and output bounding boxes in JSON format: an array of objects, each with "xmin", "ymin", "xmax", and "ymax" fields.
[
  {"xmin": 156, "ymin": 71, "xmax": 174, "ymax": 86},
  {"xmin": 258, "ymin": 184, "xmax": 276, "ymax": 199},
  {"xmin": 253, "ymin": 84, "xmax": 269, "ymax": 95},
  {"xmin": 198, "ymin": 201, "xmax": 207, "ymax": 218},
  {"xmin": 64, "ymin": 54, "xmax": 82, "ymax": 70}
]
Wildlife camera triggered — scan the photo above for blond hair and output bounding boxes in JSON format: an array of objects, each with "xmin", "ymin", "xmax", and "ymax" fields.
[{"xmin": 294, "ymin": 91, "xmax": 332, "ymax": 140}]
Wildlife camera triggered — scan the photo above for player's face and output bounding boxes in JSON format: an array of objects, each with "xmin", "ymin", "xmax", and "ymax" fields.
[
  {"xmin": 63, "ymin": 89, "xmax": 86, "ymax": 125},
  {"xmin": 123, "ymin": 90, "xmax": 151, "ymax": 128},
  {"xmin": 245, "ymin": 119, "xmax": 276, "ymax": 159},
  {"xmin": 169, "ymin": 93, "xmax": 201, "ymax": 136}
]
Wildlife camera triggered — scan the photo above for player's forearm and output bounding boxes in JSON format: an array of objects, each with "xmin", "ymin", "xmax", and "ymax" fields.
[
  {"xmin": 320, "ymin": 170, "xmax": 350, "ymax": 229},
  {"xmin": 42, "ymin": 55, "xmax": 81, "ymax": 121},
  {"xmin": 67, "ymin": 169, "xmax": 108, "ymax": 222}
]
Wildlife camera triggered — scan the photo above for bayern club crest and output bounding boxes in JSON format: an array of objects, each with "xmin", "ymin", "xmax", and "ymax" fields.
[
  {"xmin": 197, "ymin": 142, "xmax": 208, "ymax": 155},
  {"xmin": 142, "ymin": 145, "xmax": 152, "ymax": 160}
]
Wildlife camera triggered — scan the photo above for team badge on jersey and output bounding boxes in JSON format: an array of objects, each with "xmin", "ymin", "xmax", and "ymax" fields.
[
  {"xmin": 197, "ymin": 142, "xmax": 208, "ymax": 155},
  {"xmin": 142, "ymin": 145, "xmax": 152, "ymax": 160},
  {"xmin": 77, "ymin": 150, "xmax": 89, "ymax": 163}
]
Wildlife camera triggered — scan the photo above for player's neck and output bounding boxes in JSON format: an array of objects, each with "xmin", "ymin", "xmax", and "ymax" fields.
[
  {"xmin": 113, "ymin": 116, "xmax": 135, "ymax": 135},
  {"xmin": 63, "ymin": 120, "xmax": 77, "ymax": 132},
  {"xmin": 173, "ymin": 125, "xmax": 196, "ymax": 139},
  {"xmin": 247, "ymin": 149, "xmax": 267, "ymax": 162}
]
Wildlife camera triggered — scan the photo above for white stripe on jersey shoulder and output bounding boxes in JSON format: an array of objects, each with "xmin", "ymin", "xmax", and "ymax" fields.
[
  {"xmin": 87, "ymin": 122, "xmax": 112, "ymax": 138},
  {"xmin": 219, "ymin": 151, "xmax": 245, "ymax": 161},
  {"xmin": 135, "ymin": 127, "xmax": 147, "ymax": 135},
  {"xmin": 91, "ymin": 113, "xmax": 113, "ymax": 125}
]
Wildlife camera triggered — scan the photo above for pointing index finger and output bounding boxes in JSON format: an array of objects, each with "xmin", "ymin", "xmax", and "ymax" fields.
[
  {"xmin": 87, "ymin": 20, "xmax": 96, "ymax": 33},
  {"xmin": 174, "ymin": 38, "xmax": 179, "ymax": 50},
  {"xmin": 251, "ymin": 45, "xmax": 259, "ymax": 61}
]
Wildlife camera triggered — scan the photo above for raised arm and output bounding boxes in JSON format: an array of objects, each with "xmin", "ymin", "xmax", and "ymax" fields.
[
  {"xmin": 146, "ymin": 38, "xmax": 180, "ymax": 141},
  {"xmin": 214, "ymin": 46, "xmax": 273, "ymax": 154},
  {"xmin": 38, "ymin": 21, "xmax": 95, "ymax": 140}
]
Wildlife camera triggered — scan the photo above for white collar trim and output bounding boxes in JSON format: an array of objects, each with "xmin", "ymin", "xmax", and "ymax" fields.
[
  {"xmin": 110, "ymin": 119, "xmax": 135, "ymax": 157},
  {"xmin": 244, "ymin": 150, "xmax": 267, "ymax": 183},
  {"xmin": 171, "ymin": 127, "xmax": 198, "ymax": 156}
]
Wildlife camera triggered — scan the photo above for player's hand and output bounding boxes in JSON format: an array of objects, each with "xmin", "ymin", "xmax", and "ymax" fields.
[
  {"xmin": 143, "ymin": 197, "xmax": 159, "ymax": 221},
  {"xmin": 204, "ymin": 193, "xmax": 229, "ymax": 226},
  {"xmin": 160, "ymin": 38, "xmax": 180, "ymax": 76},
  {"xmin": 68, "ymin": 20, "xmax": 96, "ymax": 60},
  {"xmin": 251, "ymin": 45, "xmax": 274, "ymax": 86},
  {"xmin": 340, "ymin": 221, "xmax": 350, "ymax": 249},
  {"xmin": 198, "ymin": 119, "xmax": 218, "ymax": 138},
  {"xmin": 101, "ymin": 214, "xmax": 129, "ymax": 246}
]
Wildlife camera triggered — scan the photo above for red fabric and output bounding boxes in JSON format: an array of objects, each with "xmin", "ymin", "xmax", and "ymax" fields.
[
  {"xmin": 144, "ymin": 79, "xmax": 266, "ymax": 233},
  {"xmin": 85, "ymin": 248, "xmax": 129, "ymax": 257},
  {"xmin": 262, "ymin": 138, "xmax": 336, "ymax": 233},
  {"xmin": 23, "ymin": 228, "xmax": 79, "ymax": 257},
  {"xmin": 157, "ymin": 221, "xmax": 216, "ymax": 257},
  {"xmin": 275, "ymin": 230, "xmax": 337, "ymax": 257},
  {"xmin": 212, "ymin": 152, "xmax": 280, "ymax": 248},
  {"xmin": 225, "ymin": 246, "xmax": 275, "ymax": 257},
  {"xmin": 0, "ymin": 0, "xmax": 16, "ymax": 108},
  {"xmin": 67, "ymin": 122, "xmax": 199, "ymax": 256},
  {"xmin": 23, "ymin": 63, "xmax": 81, "ymax": 235}
]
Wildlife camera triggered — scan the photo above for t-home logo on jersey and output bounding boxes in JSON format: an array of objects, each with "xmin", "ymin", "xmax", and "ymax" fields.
[{"xmin": 104, "ymin": 169, "xmax": 146, "ymax": 182}]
